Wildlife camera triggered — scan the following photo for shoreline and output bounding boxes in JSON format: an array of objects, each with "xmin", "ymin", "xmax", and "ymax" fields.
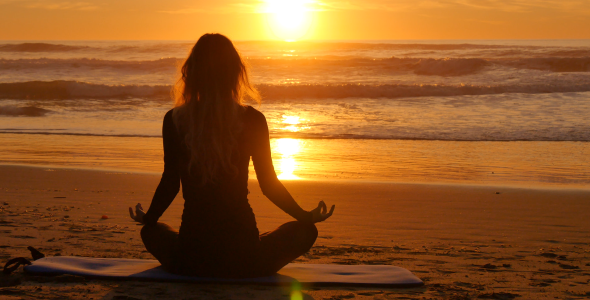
[
  {"xmin": 2, "ymin": 133, "xmax": 590, "ymax": 188},
  {"xmin": 2, "ymin": 162, "xmax": 590, "ymax": 192}
]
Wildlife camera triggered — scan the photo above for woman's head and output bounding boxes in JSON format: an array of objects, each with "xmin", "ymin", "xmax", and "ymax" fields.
[
  {"xmin": 173, "ymin": 33, "xmax": 259, "ymax": 184},
  {"xmin": 174, "ymin": 33, "xmax": 258, "ymax": 107}
]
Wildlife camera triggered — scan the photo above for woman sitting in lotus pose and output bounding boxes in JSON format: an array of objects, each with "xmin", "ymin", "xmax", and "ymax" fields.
[{"xmin": 129, "ymin": 33, "xmax": 334, "ymax": 278}]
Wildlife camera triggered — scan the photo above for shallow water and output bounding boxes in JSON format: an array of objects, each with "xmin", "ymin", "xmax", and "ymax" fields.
[{"xmin": 1, "ymin": 134, "xmax": 588, "ymax": 188}]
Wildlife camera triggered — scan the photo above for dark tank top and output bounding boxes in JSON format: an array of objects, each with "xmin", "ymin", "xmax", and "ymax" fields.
[{"xmin": 143, "ymin": 106, "xmax": 310, "ymax": 277}]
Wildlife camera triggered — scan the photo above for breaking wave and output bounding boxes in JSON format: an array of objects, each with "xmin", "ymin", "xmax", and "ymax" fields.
[
  {"xmin": 0, "ymin": 81, "xmax": 171, "ymax": 100},
  {"xmin": 501, "ymin": 57, "xmax": 590, "ymax": 72},
  {"xmin": 0, "ymin": 43, "xmax": 89, "ymax": 52},
  {"xmin": 3, "ymin": 57, "xmax": 590, "ymax": 77},
  {"xmin": 0, "ymin": 58, "xmax": 179, "ymax": 72},
  {"xmin": 2, "ymin": 80, "xmax": 590, "ymax": 100},
  {"xmin": 0, "ymin": 105, "xmax": 51, "ymax": 116},
  {"xmin": 0, "ymin": 42, "xmax": 521, "ymax": 53}
]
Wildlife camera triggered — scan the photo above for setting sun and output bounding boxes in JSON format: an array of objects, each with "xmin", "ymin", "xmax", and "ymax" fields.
[{"xmin": 262, "ymin": 0, "xmax": 314, "ymax": 41}]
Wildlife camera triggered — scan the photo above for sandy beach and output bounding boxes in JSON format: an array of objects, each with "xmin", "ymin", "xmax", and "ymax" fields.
[{"xmin": 1, "ymin": 165, "xmax": 589, "ymax": 299}]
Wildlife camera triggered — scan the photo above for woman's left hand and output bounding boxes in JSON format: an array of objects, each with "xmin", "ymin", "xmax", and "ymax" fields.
[
  {"xmin": 310, "ymin": 201, "xmax": 335, "ymax": 223},
  {"xmin": 128, "ymin": 203, "xmax": 146, "ymax": 223}
]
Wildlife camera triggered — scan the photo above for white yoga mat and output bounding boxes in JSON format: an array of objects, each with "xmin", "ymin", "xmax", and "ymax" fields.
[{"xmin": 24, "ymin": 256, "xmax": 423, "ymax": 287}]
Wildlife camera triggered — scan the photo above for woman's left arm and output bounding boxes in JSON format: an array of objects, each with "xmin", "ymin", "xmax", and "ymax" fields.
[{"xmin": 141, "ymin": 110, "xmax": 181, "ymax": 226}]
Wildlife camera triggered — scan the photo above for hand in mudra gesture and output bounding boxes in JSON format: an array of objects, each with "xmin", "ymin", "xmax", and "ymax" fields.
[
  {"xmin": 128, "ymin": 203, "xmax": 146, "ymax": 224},
  {"xmin": 310, "ymin": 201, "xmax": 335, "ymax": 223}
]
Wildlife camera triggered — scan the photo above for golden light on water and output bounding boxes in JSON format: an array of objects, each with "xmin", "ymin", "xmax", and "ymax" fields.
[
  {"xmin": 281, "ymin": 115, "xmax": 310, "ymax": 132},
  {"xmin": 262, "ymin": 0, "xmax": 314, "ymax": 41},
  {"xmin": 283, "ymin": 115, "xmax": 301, "ymax": 125},
  {"xmin": 275, "ymin": 138, "xmax": 302, "ymax": 180}
]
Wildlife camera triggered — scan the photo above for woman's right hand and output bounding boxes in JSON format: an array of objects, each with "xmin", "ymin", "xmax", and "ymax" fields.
[
  {"xmin": 128, "ymin": 203, "xmax": 146, "ymax": 224},
  {"xmin": 310, "ymin": 201, "xmax": 335, "ymax": 223}
]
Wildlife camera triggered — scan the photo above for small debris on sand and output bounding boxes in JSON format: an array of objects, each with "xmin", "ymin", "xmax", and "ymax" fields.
[
  {"xmin": 558, "ymin": 263, "xmax": 579, "ymax": 270},
  {"xmin": 540, "ymin": 252, "xmax": 558, "ymax": 258},
  {"xmin": 477, "ymin": 292, "xmax": 521, "ymax": 299}
]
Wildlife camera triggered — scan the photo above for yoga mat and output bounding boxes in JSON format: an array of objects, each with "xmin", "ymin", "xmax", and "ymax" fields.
[{"xmin": 24, "ymin": 256, "xmax": 423, "ymax": 287}]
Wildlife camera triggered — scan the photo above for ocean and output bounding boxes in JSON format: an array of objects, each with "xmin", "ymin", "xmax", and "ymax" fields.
[{"xmin": 1, "ymin": 40, "xmax": 589, "ymax": 188}]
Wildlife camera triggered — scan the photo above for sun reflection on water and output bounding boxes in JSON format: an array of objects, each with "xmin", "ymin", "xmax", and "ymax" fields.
[
  {"xmin": 283, "ymin": 116, "xmax": 299, "ymax": 124},
  {"xmin": 281, "ymin": 115, "xmax": 309, "ymax": 132},
  {"xmin": 275, "ymin": 138, "xmax": 302, "ymax": 180}
]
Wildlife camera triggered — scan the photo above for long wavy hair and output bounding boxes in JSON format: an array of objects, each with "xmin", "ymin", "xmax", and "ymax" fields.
[{"xmin": 172, "ymin": 33, "xmax": 260, "ymax": 185}]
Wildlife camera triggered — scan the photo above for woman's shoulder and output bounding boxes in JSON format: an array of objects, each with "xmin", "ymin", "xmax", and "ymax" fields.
[
  {"xmin": 165, "ymin": 106, "xmax": 188, "ymax": 124},
  {"xmin": 244, "ymin": 105, "xmax": 266, "ymax": 123},
  {"xmin": 164, "ymin": 108, "xmax": 174, "ymax": 119},
  {"xmin": 162, "ymin": 108, "xmax": 176, "ymax": 126}
]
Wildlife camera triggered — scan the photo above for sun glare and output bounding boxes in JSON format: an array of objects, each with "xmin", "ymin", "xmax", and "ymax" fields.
[
  {"xmin": 263, "ymin": 0, "xmax": 314, "ymax": 41},
  {"xmin": 282, "ymin": 115, "xmax": 300, "ymax": 125},
  {"xmin": 281, "ymin": 115, "xmax": 310, "ymax": 132},
  {"xmin": 275, "ymin": 138, "xmax": 302, "ymax": 179}
]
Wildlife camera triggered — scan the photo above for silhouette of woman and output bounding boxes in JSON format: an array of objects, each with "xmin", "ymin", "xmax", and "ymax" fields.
[{"xmin": 129, "ymin": 33, "xmax": 334, "ymax": 278}]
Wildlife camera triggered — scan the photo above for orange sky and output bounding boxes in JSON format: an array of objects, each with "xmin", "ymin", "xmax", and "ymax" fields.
[{"xmin": 1, "ymin": 0, "xmax": 589, "ymax": 40}]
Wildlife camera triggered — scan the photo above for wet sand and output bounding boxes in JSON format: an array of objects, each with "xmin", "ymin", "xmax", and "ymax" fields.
[
  {"xmin": 1, "ymin": 165, "xmax": 590, "ymax": 299},
  {"xmin": 2, "ymin": 133, "xmax": 590, "ymax": 188}
]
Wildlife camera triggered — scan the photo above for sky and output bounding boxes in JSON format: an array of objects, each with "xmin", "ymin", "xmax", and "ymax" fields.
[{"xmin": 1, "ymin": 0, "xmax": 589, "ymax": 40}]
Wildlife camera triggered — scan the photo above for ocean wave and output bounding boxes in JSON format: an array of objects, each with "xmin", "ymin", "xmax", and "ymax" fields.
[
  {"xmin": 0, "ymin": 43, "xmax": 89, "ymax": 52},
  {"xmin": 500, "ymin": 57, "xmax": 590, "ymax": 72},
  {"xmin": 0, "ymin": 42, "xmax": 191, "ymax": 54},
  {"xmin": 0, "ymin": 81, "xmax": 171, "ymax": 100},
  {"xmin": 544, "ymin": 50, "xmax": 590, "ymax": 58},
  {"xmin": 0, "ymin": 57, "xmax": 489, "ymax": 77},
  {"xmin": 0, "ymin": 105, "xmax": 51, "ymax": 116},
  {"xmin": 256, "ymin": 83, "xmax": 590, "ymax": 99},
  {"xmin": 2, "ymin": 129, "xmax": 589, "ymax": 141},
  {"xmin": 105, "ymin": 44, "xmax": 192, "ymax": 53},
  {"xmin": 249, "ymin": 57, "xmax": 491, "ymax": 76},
  {"xmin": 0, "ymin": 58, "xmax": 180, "ymax": 71},
  {"xmin": 0, "ymin": 42, "xmax": 518, "ymax": 53},
  {"xmin": 239, "ymin": 41, "xmax": 526, "ymax": 51},
  {"xmin": 3, "ymin": 57, "xmax": 590, "ymax": 77},
  {"xmin": 2, "ymin": 80, "xmax": 590, "ymax": 100},
  {"xmin": 0, "ymin": 130, "xmax": 159, "ymax": 138}
]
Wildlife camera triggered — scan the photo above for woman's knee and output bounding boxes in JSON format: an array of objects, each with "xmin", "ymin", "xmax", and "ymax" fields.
[
  {"xmin": 139, "ymin": 223, "xmax": 178, "ymax": 266},
  {"xmin": 139, "ymin": 225, "xmax": 154, "ymax": 243},
  {"xmin": 308, "ymin": 223, "xmax": 318, "ymax": 245},
  {"xmin": 294, "ymin": 221, "xmax": 318, "ymax": 248},
  {"xmin": 140, "ymin": 222, "xmax": 177, "ymax": 244}
]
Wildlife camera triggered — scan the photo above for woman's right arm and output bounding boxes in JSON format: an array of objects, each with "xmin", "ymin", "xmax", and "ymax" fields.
[{"xmin": 141, "ymin": 110, "xmax": 181, "ymax": 226}]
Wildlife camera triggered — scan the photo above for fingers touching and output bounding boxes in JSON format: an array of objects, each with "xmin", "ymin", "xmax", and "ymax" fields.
[
  {"xmin": 327, "ymin": 204, "xmax": 335, "ymax": 217},
  {"xmin": 129, "ymin": 203, "xmax": 145, "ymax": 223},
  {"xmin": 320, "ymin": 201, "xmax": 327, "ymax": 214},
  {"xmin": 312, "ymin": 201, "xmax": 335, "ymax": 223}
]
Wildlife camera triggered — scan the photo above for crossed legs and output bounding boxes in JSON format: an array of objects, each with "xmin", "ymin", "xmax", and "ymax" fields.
[{"xmin": 140, "ymin": 220, "xmax": 318, "ymax": 277}]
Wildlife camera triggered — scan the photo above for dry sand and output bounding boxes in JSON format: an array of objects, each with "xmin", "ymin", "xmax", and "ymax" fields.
[{"xmin": 1, "ymin": 165, "xmax": 589, "ymax": 299}]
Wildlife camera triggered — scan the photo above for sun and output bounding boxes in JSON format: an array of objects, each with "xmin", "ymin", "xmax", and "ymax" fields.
[{"xmin": 263, "ymin": 0, "xmax": 314, "ymax": 42}]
